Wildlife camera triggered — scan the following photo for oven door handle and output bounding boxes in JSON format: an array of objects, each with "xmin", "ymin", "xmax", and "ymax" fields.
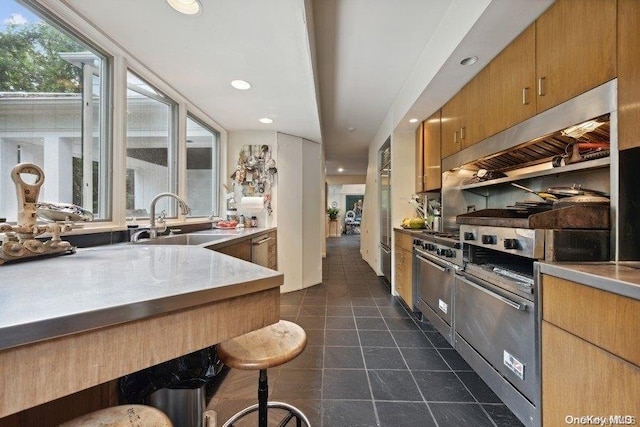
[
  {"xmin": 416, "ymin": 254, "xmax": 449, "ymax": 272},
  {"xmin": 459, "ymin": 273, "xmax": 526, "ymax": 311}
]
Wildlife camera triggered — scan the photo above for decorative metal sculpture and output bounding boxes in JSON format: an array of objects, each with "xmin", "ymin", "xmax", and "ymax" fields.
[
  {"xmin": 0, "ymin": 163, "xmax": 82, "ymax": 265},
  {"xmin": 230, "ymin": 145, "xmax": 277, "ymax": 214}
]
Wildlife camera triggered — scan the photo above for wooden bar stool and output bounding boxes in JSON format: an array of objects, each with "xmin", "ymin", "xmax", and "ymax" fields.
[
  {"xmin": 60, "ymin": 404, "xmax": 172, "ymax": 426},
  {"xmin": 217, "ymin": 320, "xmax": 310, "ymax": 427}
]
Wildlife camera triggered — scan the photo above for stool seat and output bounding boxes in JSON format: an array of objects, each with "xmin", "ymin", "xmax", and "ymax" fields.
[
  {"xmin": 60, "ymin": 404, "xmax": 172, "ymax": 427},
  {"xmin": 217, "ymin": 320, "xmax": 307, "ymax": 370}
]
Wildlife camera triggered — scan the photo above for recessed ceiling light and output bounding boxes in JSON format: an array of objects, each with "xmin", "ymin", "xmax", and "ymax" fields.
[
  {"xmin": 259, "ymin": 117, "xmax": 274, "ymax": 124},
  {"xmin": 231, "ymin": 79, "xmax": 251, "ymax": 90},
  {"xmin": 167, "ymin": 0, "xmax": 202, "ymax": 15},
  {"xmin": 338, "ymin": 168, "xmax": 344, "ymax": 172},
  {"xmin": 460, "ymin": 56, "xmax": 478, "ymax": 66},
  {"xmin": 409, "ymin": 118, "xmax": 418, "ymax": 123},
  {"xmin": 347, "ymin": 127, "xmax": 355, "ymax": 132}
]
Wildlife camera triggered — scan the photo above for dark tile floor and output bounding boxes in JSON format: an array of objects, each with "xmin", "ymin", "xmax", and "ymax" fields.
[{"xmin": 209, "ymin": 235, "xmax": 524, "ymax": 427}]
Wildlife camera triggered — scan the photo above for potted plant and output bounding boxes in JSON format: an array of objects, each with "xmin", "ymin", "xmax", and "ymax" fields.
[{"xmin": 327, "ymin": 207, "xmax": 340, "ymax": 220}]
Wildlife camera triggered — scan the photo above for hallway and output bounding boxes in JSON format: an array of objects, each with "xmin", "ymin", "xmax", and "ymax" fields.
[{"xmin": 210, "ymin": 235, "xmax": 523, "ymax": 426}]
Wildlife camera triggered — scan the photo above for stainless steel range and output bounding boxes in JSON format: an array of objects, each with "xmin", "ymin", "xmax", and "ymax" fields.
[
  {"xmin": 453, "ymin": 205, "xmax": 610, "ymax": 427},
  {"xmin": 413, "ymin": 231, "xmax": 462, "ymax": 346}
]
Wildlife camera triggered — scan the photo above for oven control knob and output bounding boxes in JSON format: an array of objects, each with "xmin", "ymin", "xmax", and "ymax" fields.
[
  {"xmin": 426, "ymin": 243, "xmax": 436, "ymax": 251},
  {"xmin": 444, "ymin": 249, "xmax": 455, "ymax": 258},
  {"xmin": 454, "ymin": 242, "xmax": 461, "ymax": 249},
  {"xmin": 413, "ymin": 239, "xmax": 421, "ymax": 246},
  {"xmin": 481, "ymin": 235, "xmax": 497, "ymax": 245},
  {"xmin": 504, "ymin": 239, "xmax": 519, "ymax": 250},
  {"xmin": 463, "ymin": 232, "xmax": 475, "ymax": 241}
]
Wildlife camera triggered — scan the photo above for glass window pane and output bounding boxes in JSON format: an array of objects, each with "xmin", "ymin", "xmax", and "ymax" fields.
[
  {"xmin": 186, "ymin": 115, "xmax": 219, "ymax": 217},
  {"xmin": 126, "ymin": 71, "xmax": 176, "ymax": 219},
  {"xmin": 0, "ymin": 1, "xmax": 109, "ymax": 222}
]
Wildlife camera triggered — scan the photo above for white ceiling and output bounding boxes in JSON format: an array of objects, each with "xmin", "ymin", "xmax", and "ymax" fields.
[{"xmin": 60, "ymin": 0, "xmax": 553, "ymax": 176}]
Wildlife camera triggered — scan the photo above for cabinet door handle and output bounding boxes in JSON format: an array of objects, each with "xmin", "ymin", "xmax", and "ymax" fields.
[
  {"xmin": 537, "ymin": 77, "xmax": 546, "ymax": 96},
  {"xmin": 460, "ymin": 126, "xmax": 465, "ymax": 140},
  {"xmin": 522, "ymin": 87, "xmax": 530, "ymax": 105},
  {"xmin": 453, "ymin": 131, "xmax": 458, "ymax": 144},
  {"xmin": 253, "ymin": 237, "xmax": 272, "ymax": 245}
]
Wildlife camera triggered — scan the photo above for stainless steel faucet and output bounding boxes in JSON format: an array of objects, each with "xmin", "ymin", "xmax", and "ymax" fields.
[{"xmin": 149, "ymin": 193, "xmax": 191, "ymax": 238}]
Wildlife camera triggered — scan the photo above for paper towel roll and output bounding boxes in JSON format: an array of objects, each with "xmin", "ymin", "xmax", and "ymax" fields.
[{"xmin": 240, "ymin": 196, "xmax": 264, "ymax": 211}]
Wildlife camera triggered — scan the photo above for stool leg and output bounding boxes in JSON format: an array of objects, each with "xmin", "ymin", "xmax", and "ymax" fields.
[{"xmin": 258, "ymin": 369, "xmax": 268, "ymax": 427}]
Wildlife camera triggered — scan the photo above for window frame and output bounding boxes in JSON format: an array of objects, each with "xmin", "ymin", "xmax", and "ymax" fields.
[
  {"xmin": 0, "ymin": 0, "xmax": 113, "ymax": 222},
  {"xmin": 1, "ymin": 0, "xmax": 228, "ymax": 233}
]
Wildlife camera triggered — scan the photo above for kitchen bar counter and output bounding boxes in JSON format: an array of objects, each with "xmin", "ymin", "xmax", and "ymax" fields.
[
  {"xmin": 0, "ymin": 242, "xmax": 282, "ymax": 418},
  {"xmin": 538, "ymin": 261, "xmax": 640, "ymax": 300}
]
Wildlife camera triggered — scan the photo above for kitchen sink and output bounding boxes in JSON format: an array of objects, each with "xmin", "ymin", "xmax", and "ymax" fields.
[{"xmin": 132, "ymin": 233, "xmax": 229, "ymax": 246}]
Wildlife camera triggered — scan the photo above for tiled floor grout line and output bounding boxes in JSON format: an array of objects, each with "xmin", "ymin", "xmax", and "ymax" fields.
[
  {"xmin": 377, "ymin": 299, "xmax": 442, "ymax": 427},
  {"xmin": 352, "ymin": 301, "xmax": 382, "ymax": 427}
]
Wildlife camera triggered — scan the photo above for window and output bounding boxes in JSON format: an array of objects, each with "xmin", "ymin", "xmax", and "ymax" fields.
[
  {"xmin": 0, "ymin": 0, "xmax": 109, "ymax": 222},
  {"xmin": 186, "ymin": 115, "xmax": 219, "ymax": 217},
  {"xmin": 126, "ymin": 71, "xmax": 177, "ymax": 219}
]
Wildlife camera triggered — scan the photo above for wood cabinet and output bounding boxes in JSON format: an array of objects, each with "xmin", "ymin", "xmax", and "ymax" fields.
[
  {"xmin": 618, "ymin": 0, "xmax": 640, "ymax": 150},
  {"xmin": 441, "ymin": 86, "xmax": 468, "ymax": 158},
  {"xmin": 535, "ymin": 0, "xmax": 616, "ymax": 114},
  {"xmin": 541, "ymin": 275, "xmax": 640, "ymax": 425},
  {"xmin": 214, "ymin": 238, "xmax": 252, "ymax": 261},
  {"xmin": 441, "ymin": 72, "xmax": 487, "ymax": 157},
  {"xmin": 214, "ymin": 231, "xmax": 277, "ymax": 270},
  {"xmin": 267, "ymin": 230, "xmax": 277, "ymax": 270},
  {"xmin": 415, "ymin": 111, "xmax": 441, "ymax": 192},
  {"xmin": 465, "ymin": 65, "xmax": 490, "ymax": 147},
  {"xmin": 394, "ymin": 231, "xmax": 414, "ymax": 308},
  {"xmin": 487, "ymin": 24, "xmax": 537, "ymax": 137},
  {"xmin": 437, "ymin": 0, "xmax": 618, "ymax": 164},
  {"xmin": 422, "ymin": 111, "xmax": 441, "ymax": 191},
  {"xmin": 415, "ymin": 121, "xmax": 424, "ymax": 193}
]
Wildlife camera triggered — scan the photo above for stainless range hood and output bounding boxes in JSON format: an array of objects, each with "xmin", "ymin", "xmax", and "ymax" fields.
[{"xmin": 442, "ymin": 79, "xmax": 617, "ymax": 173}]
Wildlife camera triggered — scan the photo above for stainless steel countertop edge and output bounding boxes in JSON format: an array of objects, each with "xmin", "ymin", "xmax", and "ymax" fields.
[
  {"xmin": 0, "ymin": 274, "xmax": 282, "ymax": 352},
  {"xmin": 0, "ymin": 227, "xmax": 281, "ymax": 352},
  {"xmin": 538, "ymin": 262, "xmax": 640, "ymax": 300}
]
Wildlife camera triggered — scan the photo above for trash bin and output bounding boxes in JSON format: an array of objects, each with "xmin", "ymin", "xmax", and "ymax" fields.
[
  {"xmin": 149, "ymin": 384, "xmax": 206, "ymax": 427},
  {"xmin": 120, "ymin": 345, "xmax": 225, "ymax": 427}
]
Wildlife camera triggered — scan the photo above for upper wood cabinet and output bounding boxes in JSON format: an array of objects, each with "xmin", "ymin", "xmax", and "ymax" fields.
[
  {"xmin": 466, "ymin": 65, "xmax": 490, "ymax": 147},
  {"xmin": 415, "ymin": 122, "xmax": 424, "ymax": 193},
  {"xmin": 487, "ymin": 24, "xmax": 537, "ymax": 137},
  {"xmin": 535, "ymin": 0, "xmax": 617, "ymax": 113},
  {"xmin": 441, "ymin": 86, "xmax": 467, "ymax": 158},
  {"xmin": 423, "ymin": 111, "xmax": 441, "ymax": 191},
  {"xmin": 618, "ymin": 0, "xmax": 640, "ymax": 150}
]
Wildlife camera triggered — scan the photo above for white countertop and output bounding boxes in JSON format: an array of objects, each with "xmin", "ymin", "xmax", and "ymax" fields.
[{"xmin": 0, "ymin": 230, "xmax": 282, "ymax": 351}]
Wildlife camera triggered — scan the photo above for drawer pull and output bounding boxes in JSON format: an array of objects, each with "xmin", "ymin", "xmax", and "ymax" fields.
[
  {"xmin": 538, "ymin": 77, "xmax": 546, "ymax": 96},
  {"xmin": 522, "ymin": 87, "xmax": 530, "ymax": 105}
]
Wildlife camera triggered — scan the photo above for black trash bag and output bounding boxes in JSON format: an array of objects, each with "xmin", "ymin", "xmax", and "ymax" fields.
[{"xmin": 120, "ymin": 345, "xmax": 223, "ymax": 403}]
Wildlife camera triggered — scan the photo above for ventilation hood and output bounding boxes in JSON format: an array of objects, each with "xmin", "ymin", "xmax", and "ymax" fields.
[{"xmin": 442, "ymin": 80, "xmax": 617, "ymax": 174}]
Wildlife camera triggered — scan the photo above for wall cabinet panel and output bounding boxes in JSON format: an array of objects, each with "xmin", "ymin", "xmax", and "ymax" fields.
[
  {"xmin": 487, "ymin": 24, "xmax": 537, "ymax": 137},
  {"xmin": 441, "ymin": 87, "xmax": 467, "ymax": 158},
  {"xmin": 415, "ymin": 122, "xmax": 424, "ymax": 193},
  {"xmin": 535, "ymin": 0, "xmax": 616, "ymax": 113},
  {"xmin": 423, "ymin": 111, "xmax": 442, "ymax": 191},
  {"xmin": 618, "ymin": 0, "xmax": 640, "ymax": 150}
]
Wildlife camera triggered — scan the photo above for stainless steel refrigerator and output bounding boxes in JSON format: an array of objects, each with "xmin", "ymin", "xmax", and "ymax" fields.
[{"xmin": 379, "ymin": 138, "xmax": 391, "ymax": 283}]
